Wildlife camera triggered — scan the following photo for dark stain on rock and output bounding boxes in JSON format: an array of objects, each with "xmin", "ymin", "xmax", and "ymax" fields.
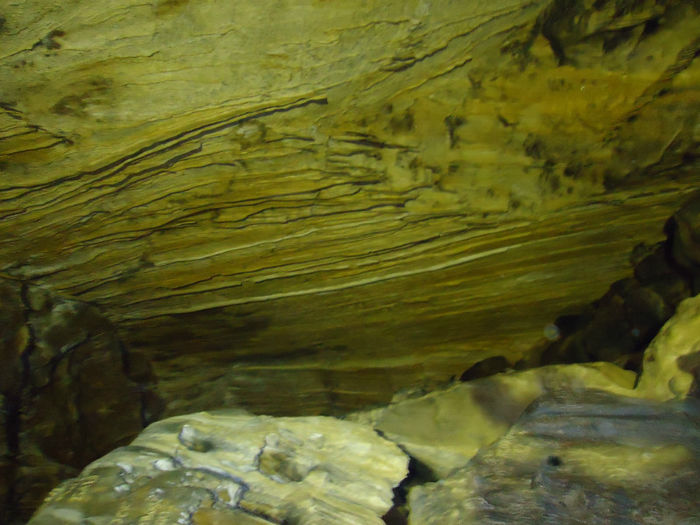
[
  {"xmin": 155, "ymin": 0, "xmax": 191, "ymax": 16},
  {"xmin": 563, "ymin": 162, "xmax": 584, "ymax": 179},
  {"xmin": 497, "ymin": 114, "xmax": 515, "ymax": 127},
  {"xmin": 546, "ymin": 455, "xmax": 563, "ymax": 467},
  {"xmin": 460, "ymin": 356, "xmax": 510, "ymax": 382},
  {"xmin": 52, "ymin": 95, "xmax": 85, "ymax": 116},
  {"xmin": 524, "ymin": 134, "xmax": 544, "ymax": 159},
  {"xmin": 444, "ymin": 115, "xmax": 465, "ymax": 148},
  {"xmin": 603, "ymin": 26, "xmax": 636, "ymax": 53},
  {"xmin": 32, "ymin": 29, "xmax": 65, "ymax": 51},
  {"xmin": 469, "ymin": 377, "xmax": 530, "ymax": 425},
  {"xmin": 539, "ymin": 166, "xmax": 560, "ymax": 193},
  {"xmin": 390, "ymin": 110, "xmax": 414, "ymax": 134},
  {"xmin": 50, "ymin": 77, "xmax": 113, "ymax": 117}
]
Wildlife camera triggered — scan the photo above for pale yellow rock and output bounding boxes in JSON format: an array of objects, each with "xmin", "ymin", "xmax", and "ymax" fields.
[
  {"xmin": 635, "ymin": 294, "xmax": 700, "ymax": 401},
  {"xmin": 351, "ymin": 362, "xmax": 636, "ymax": 478},
  {"xmin": 29, "ymin": 411, "xmax": 409, "ymax": 525}
]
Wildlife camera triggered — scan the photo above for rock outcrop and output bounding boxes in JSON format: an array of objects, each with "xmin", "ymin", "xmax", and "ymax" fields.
[
  {"xmin": 404, "ymin": 294, "xmax": 700, "ymax": 523},
  {"xmin": 1, "ymin": 0, "xmax": 699, "ymax": 520},
  {"xmin": 408, "ymin": 392, "xmax": 700, "ymax": 524},
  {"xmin": 27, "ymin": 292, "xmax": 700, "ymax": 524},
  {"xmin": 0, "ymin": 277, "xmax": 161, "ymax": 523},
  {"xmin": 351, "ymin": 362, "xmax": 636, "ymax": 479}
]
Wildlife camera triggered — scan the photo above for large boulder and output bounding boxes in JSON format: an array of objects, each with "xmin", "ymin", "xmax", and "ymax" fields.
[
  {"xmin": 405, "ymin": 293, "xmax": 700, "ymax": 524},
  {"xmin": 408, "ymin": 391, "xmax": 700, "ymax": 524},
  {"xmin": 29, "ymin": 412, "xmax": 408, "ymax": 525},
  {"xmin": 351, "ymin": 362, "xmax": 636, "ymax": 478},
  {"xmin": 636, "ymin": 293, "xmax": 700, "ymax": 400}
]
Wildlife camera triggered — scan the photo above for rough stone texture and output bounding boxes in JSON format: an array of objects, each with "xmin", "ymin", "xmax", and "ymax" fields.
[
  {"xmin": 28, "ymin": 412, "xmax": 409, "ymax": 525},
  {"xmin": 0, "ymin": 276, "xmax": 162, "ymax": 523},
  {"xmin": 400, "ymin": 291, "xmax": 700, "ymax": 524},
  {"xmin": 0, "ymin": 0, "xmax": 698, "ymax": 416},
  {"xmin": 671, "ymin": 192, "xmax": 700, "ymax": 293},
  {"xmin": 636, "ymin": 293, "xmax": 700, "ymax": 400},
  {"xmin": 529, "ymin": 192, "xmax": 699, "ymax": 371},
  {"xmin": 24, "ymin": 289, "xmax": 700, "ymax": 524},
  {"xmin": 353, "ymin": 363, "xmax": 636, "ymax": 479},
  {"xmin": 408, "ymin": 391, "xmax": 700, "ymax": 525},
  {"xmin": 354, "ymin": 291, "xmax": 700, "ymax": 481}
]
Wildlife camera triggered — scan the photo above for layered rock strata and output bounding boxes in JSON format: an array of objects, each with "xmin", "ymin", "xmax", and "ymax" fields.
[
  {"xmin": 408, "ymin": 392, "xmax": 700, "ymax": 524},
  {"xmin": 0, "ymin": 0, "xmax": 698, "ymax": 416}
]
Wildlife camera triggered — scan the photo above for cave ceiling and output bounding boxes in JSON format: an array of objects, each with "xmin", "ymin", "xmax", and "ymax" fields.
[{"xmin": 0, "ymin": 0, "xmax": 698, "ymax": 415}]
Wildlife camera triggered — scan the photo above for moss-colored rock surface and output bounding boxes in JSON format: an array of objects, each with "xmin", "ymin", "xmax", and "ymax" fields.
[
  {"xmin": 0, "ymin": 0, "xmax": 698, "ymax": 417},
  {"xmin": 25, "ymin": 290, "xmax": 700, "ymax": 524},
  {"xmin": 637, "ymin": 293, "xmax": 700, "ymax": 400}
]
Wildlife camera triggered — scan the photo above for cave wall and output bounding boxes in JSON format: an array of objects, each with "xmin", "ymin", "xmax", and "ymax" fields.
[
  {"xmin": 0, "ymin": 0, "xmax": 698, "ymax": 416},
  {"xmin": 0, "ymin": 277, "xmax": 161, "ymax": 522}
]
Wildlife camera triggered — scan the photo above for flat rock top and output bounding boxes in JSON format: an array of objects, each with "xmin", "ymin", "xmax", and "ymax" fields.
[{"xmin": 29, "ymin": 411, "xmax": 409, "ymax": 525}]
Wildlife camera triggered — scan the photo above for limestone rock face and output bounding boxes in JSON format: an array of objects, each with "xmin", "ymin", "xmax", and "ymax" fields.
[
  {"xmin": 0, "ymin": 277, "xmax": 161, "ymax": 523},
  {"xmin": 28, "ymin": 412, "xmax": 409, "ymax": 525},
  {"xmin": 408, "ymin": 392, "xmax": 700, "ymax": 525},
  {"xmin": 0, "ymin": 0, "xmax": 698, "ymax": 416}
]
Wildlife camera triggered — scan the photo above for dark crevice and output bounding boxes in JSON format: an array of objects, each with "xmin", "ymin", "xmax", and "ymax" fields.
[
  {"xmin": 2, "ymin": 394, "xmax": 21, "ymax": 525},
  {"xmin": 2, "ymin": 283, "xmax": 36, "ymax": 524},
  {"xmin": 458, "ymin": 193, "xmax": 700, "ymax": 384},
  {"xmin": 381, "ymin": 454, "xmax": 439, "ymax": 525}
]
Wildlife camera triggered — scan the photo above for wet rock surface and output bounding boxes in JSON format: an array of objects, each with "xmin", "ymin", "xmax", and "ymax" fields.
[
  {"xmin": 29, "ymin": 412, "xmax": 408, "ymax": 525},
  {"xmin": 408, "ymin": 392, "xmax": 700, "ymax": 525},
  {"xmin": 0, "ymin": 277, "xmax": 162, "ymax": 523}
]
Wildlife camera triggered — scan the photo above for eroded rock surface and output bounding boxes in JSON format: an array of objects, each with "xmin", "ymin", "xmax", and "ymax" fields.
[
  {"xmin": 351, "ymin": 362, "xmax": 636, "ymax": 478},
  {"xmin": 0, "ymin": 0, "xmax": 697, "ymax": 416},
  {"xmin": 408, "ymin": 391, "xmax": 700, "ymax": 525},
  {"xmin": 29, "ymin": 412, "xmax": 408, "ymax": 525},
  {"xmin": 636, "ymin": 293, "xmax": 700, "ymax": 400},
  {"xmin": 25, "ymin": 290, "xmax": 700, "ymax": 524},
  {"xmin": 0, "ymin": 277, "xmax": 161, "ymax": 523}
]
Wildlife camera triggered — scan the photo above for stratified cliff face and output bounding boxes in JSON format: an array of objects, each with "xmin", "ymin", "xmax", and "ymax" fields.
[{"xmin": 1, "ymin": 0, "xmax": 698, "ymax": 417}]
